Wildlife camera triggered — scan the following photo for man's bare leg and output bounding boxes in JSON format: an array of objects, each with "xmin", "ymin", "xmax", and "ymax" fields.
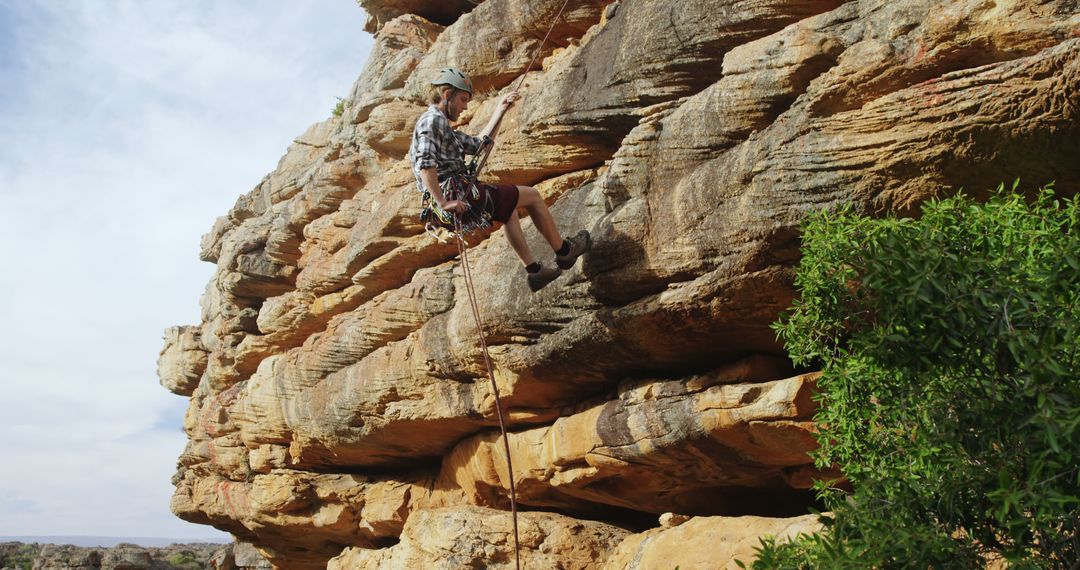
[
  {"xmin": 516, "ymin": 185, "xmax": 563, "ymax": 251},
  {"xmin": 502, "ymin": 185, "xmax": 589, "ymax": 292},
  {"xmin": 502, "ymin": 210, "xmax": 538, "ymax": 266}
]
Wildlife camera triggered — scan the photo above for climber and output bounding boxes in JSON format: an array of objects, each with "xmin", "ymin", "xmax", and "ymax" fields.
[{"xmin": 408, "ymin": 67, "xmax": 591, "ymax": 292}]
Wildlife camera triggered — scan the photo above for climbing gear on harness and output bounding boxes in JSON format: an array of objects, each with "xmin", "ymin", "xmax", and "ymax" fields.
[
  {"xmin": 418, "ymin": 133, "xmax": 500, "ymax": 239},
  {"xmin": 419, "ymin": 171, "xmax": 494, "ymax": 236},
  {"xmin": 555, "ymin": 230, "xmax": 592, "ymax": 270},
  {"xmin": 431, "ymin": 67, "xmax": 474, "ymax": 95}
]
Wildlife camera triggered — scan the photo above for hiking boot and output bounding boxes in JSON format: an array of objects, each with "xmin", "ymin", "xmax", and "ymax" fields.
[
  {"xmin": 527, "ymin": 263, "xmax": 562, "ymax": 292},
  {"xmin": 555, "ymin": 230, "xmax": 592, "ymax": 270}
]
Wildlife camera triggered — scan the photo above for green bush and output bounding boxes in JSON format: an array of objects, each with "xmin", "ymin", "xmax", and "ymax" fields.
[
  {"xmin": 166, "ymin": 550, "xmax": 202, "ymax": 569},
  {"xmin": 749, "ymin": 183, "xmax": 1080, "ymax": 568},
  {"xmin": 0, "ymin": 544, "xmax": 40, "ymax": 569}
]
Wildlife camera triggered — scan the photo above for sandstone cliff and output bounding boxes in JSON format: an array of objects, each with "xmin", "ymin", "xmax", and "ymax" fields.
[{"xmin": 158, "ymin": 0, "xmax": 1080, "ymax": 567}]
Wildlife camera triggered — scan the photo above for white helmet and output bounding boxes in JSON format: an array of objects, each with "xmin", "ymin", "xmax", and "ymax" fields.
[{"xmin": 431, "ymin": 67, "xmax": 473, "ymax": 95}]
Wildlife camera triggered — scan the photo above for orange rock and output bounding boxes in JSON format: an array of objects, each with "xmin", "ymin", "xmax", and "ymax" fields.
[
  {"xmin": 601, "ymin": 513, "xmax": 822, "ymax": 569},
  {"xmin": 329, "ymin": 505, "xmax": 630, "ymax": 569}
]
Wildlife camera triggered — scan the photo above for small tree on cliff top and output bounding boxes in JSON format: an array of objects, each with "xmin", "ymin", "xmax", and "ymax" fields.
[{"xmin": 748, "ymin": 183, "xmax": 1080, "ymax": 568}]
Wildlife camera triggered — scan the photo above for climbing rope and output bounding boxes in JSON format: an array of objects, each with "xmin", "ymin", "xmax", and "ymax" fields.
[
  {"xmin": 453, "ymin": 217, "xmax": 522, "ymax": 570},
  {"xmin": 471, "ymin": 0, "xmax": 574, "ymax": 178},
  {"xmin": 515, "ymin": 0, "xmax": 574, "ymax": 92},
  {"xmin": 449, "ymin": 1, "xmax": 575, "ymax": 568}
]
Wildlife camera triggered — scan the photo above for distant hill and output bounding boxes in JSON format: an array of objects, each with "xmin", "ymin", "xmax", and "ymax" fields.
[
  {"xmin": 0, "ymin": 536, "xmax": 229, "ymax": 548},
  {"xmin": 0, "ymin": 540, "xmax": 235, "ymax": 570}
]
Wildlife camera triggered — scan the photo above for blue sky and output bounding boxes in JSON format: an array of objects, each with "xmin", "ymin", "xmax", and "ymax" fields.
[{"xmin": 0, "ymin": 1, "xmax": 373, "ymax": 540}]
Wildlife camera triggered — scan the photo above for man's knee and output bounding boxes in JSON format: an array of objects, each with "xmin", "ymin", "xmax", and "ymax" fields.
[{"xmin": 516, "ymin": 185, "xmax": 540, "ymax": 206}]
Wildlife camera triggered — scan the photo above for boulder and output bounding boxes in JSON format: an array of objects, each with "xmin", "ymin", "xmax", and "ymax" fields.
[
  {"xmin": 328, "ymin": 505, "xmax": 630, "ymax": 569},
  {"xmin": 601, "ymin": 513, "xmax": 822, "ymax": 569}
]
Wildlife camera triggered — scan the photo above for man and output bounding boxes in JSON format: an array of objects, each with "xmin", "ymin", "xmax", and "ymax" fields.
[{"xmin": 408, "ymin": 67, "xmax": 591, "ymax": 292}]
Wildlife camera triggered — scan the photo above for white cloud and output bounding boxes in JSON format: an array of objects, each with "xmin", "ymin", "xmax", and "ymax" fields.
[{"xmin": 0, "ymin": 0, "xmax": 373, "ymax": 539}]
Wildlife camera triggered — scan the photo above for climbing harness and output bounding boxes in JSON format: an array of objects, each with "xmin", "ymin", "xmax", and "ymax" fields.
[
  {"xmin": 419, "ymin": 138, "xmax": 496, "ymax": 240},
  {"xmin": 431, "ymin": 1, "xmax": 576, "ymax": 568},
  {"xmin": 420, "ymin": 175, "xmax": 493, "ymax": 236}
]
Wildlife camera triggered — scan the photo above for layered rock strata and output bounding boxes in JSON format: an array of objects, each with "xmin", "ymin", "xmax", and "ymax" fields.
[{"xmin": 160, "ymin": 0, "xmax": 1080, "ymax": 567}]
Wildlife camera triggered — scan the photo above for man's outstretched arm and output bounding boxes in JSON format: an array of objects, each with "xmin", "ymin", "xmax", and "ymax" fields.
[{"xmin": 477, "ymin": 91, "xmax": 520, "ymax": 144}]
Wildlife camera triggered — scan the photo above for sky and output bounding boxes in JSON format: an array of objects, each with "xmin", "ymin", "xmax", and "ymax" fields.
[{"xmin": 0, "ymin": 1, "xmax": 373, "ymax": 540}]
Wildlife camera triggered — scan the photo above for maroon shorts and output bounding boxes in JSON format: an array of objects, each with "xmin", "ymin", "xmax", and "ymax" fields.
[{"xmin": 477, "ymin": 182, "xmax": 520, "ymax": 224}]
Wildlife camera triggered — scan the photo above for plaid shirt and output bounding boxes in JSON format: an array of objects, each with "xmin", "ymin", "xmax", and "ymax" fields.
[{"xmin": 408, "ymin": 105, "xmax": 486, "ymax": 194}]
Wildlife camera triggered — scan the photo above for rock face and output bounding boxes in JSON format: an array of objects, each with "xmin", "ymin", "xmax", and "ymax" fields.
[
  {"xmin": 159, "ymin": 0, "xmax": 1080, "ymax": 567},
  {"xmin": 429, "ymin": 363, "xmax": 820, "ymax": 519},
  {"xmin": 328, "ymin": 506, "xmax": 631, "ymax": 569}
]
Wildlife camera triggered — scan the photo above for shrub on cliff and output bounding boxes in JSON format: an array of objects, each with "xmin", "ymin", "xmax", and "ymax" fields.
[
  {"xmin": 166, "ymin": 550, "xmax": 202, "ymax": 569},
  {"xmin": 749, "ymin": 183, "xmax": 1080, "ymax": 568},
  {"xmin": 0, "ymin": 543, "xmax": 39, "ymax": 569}
]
